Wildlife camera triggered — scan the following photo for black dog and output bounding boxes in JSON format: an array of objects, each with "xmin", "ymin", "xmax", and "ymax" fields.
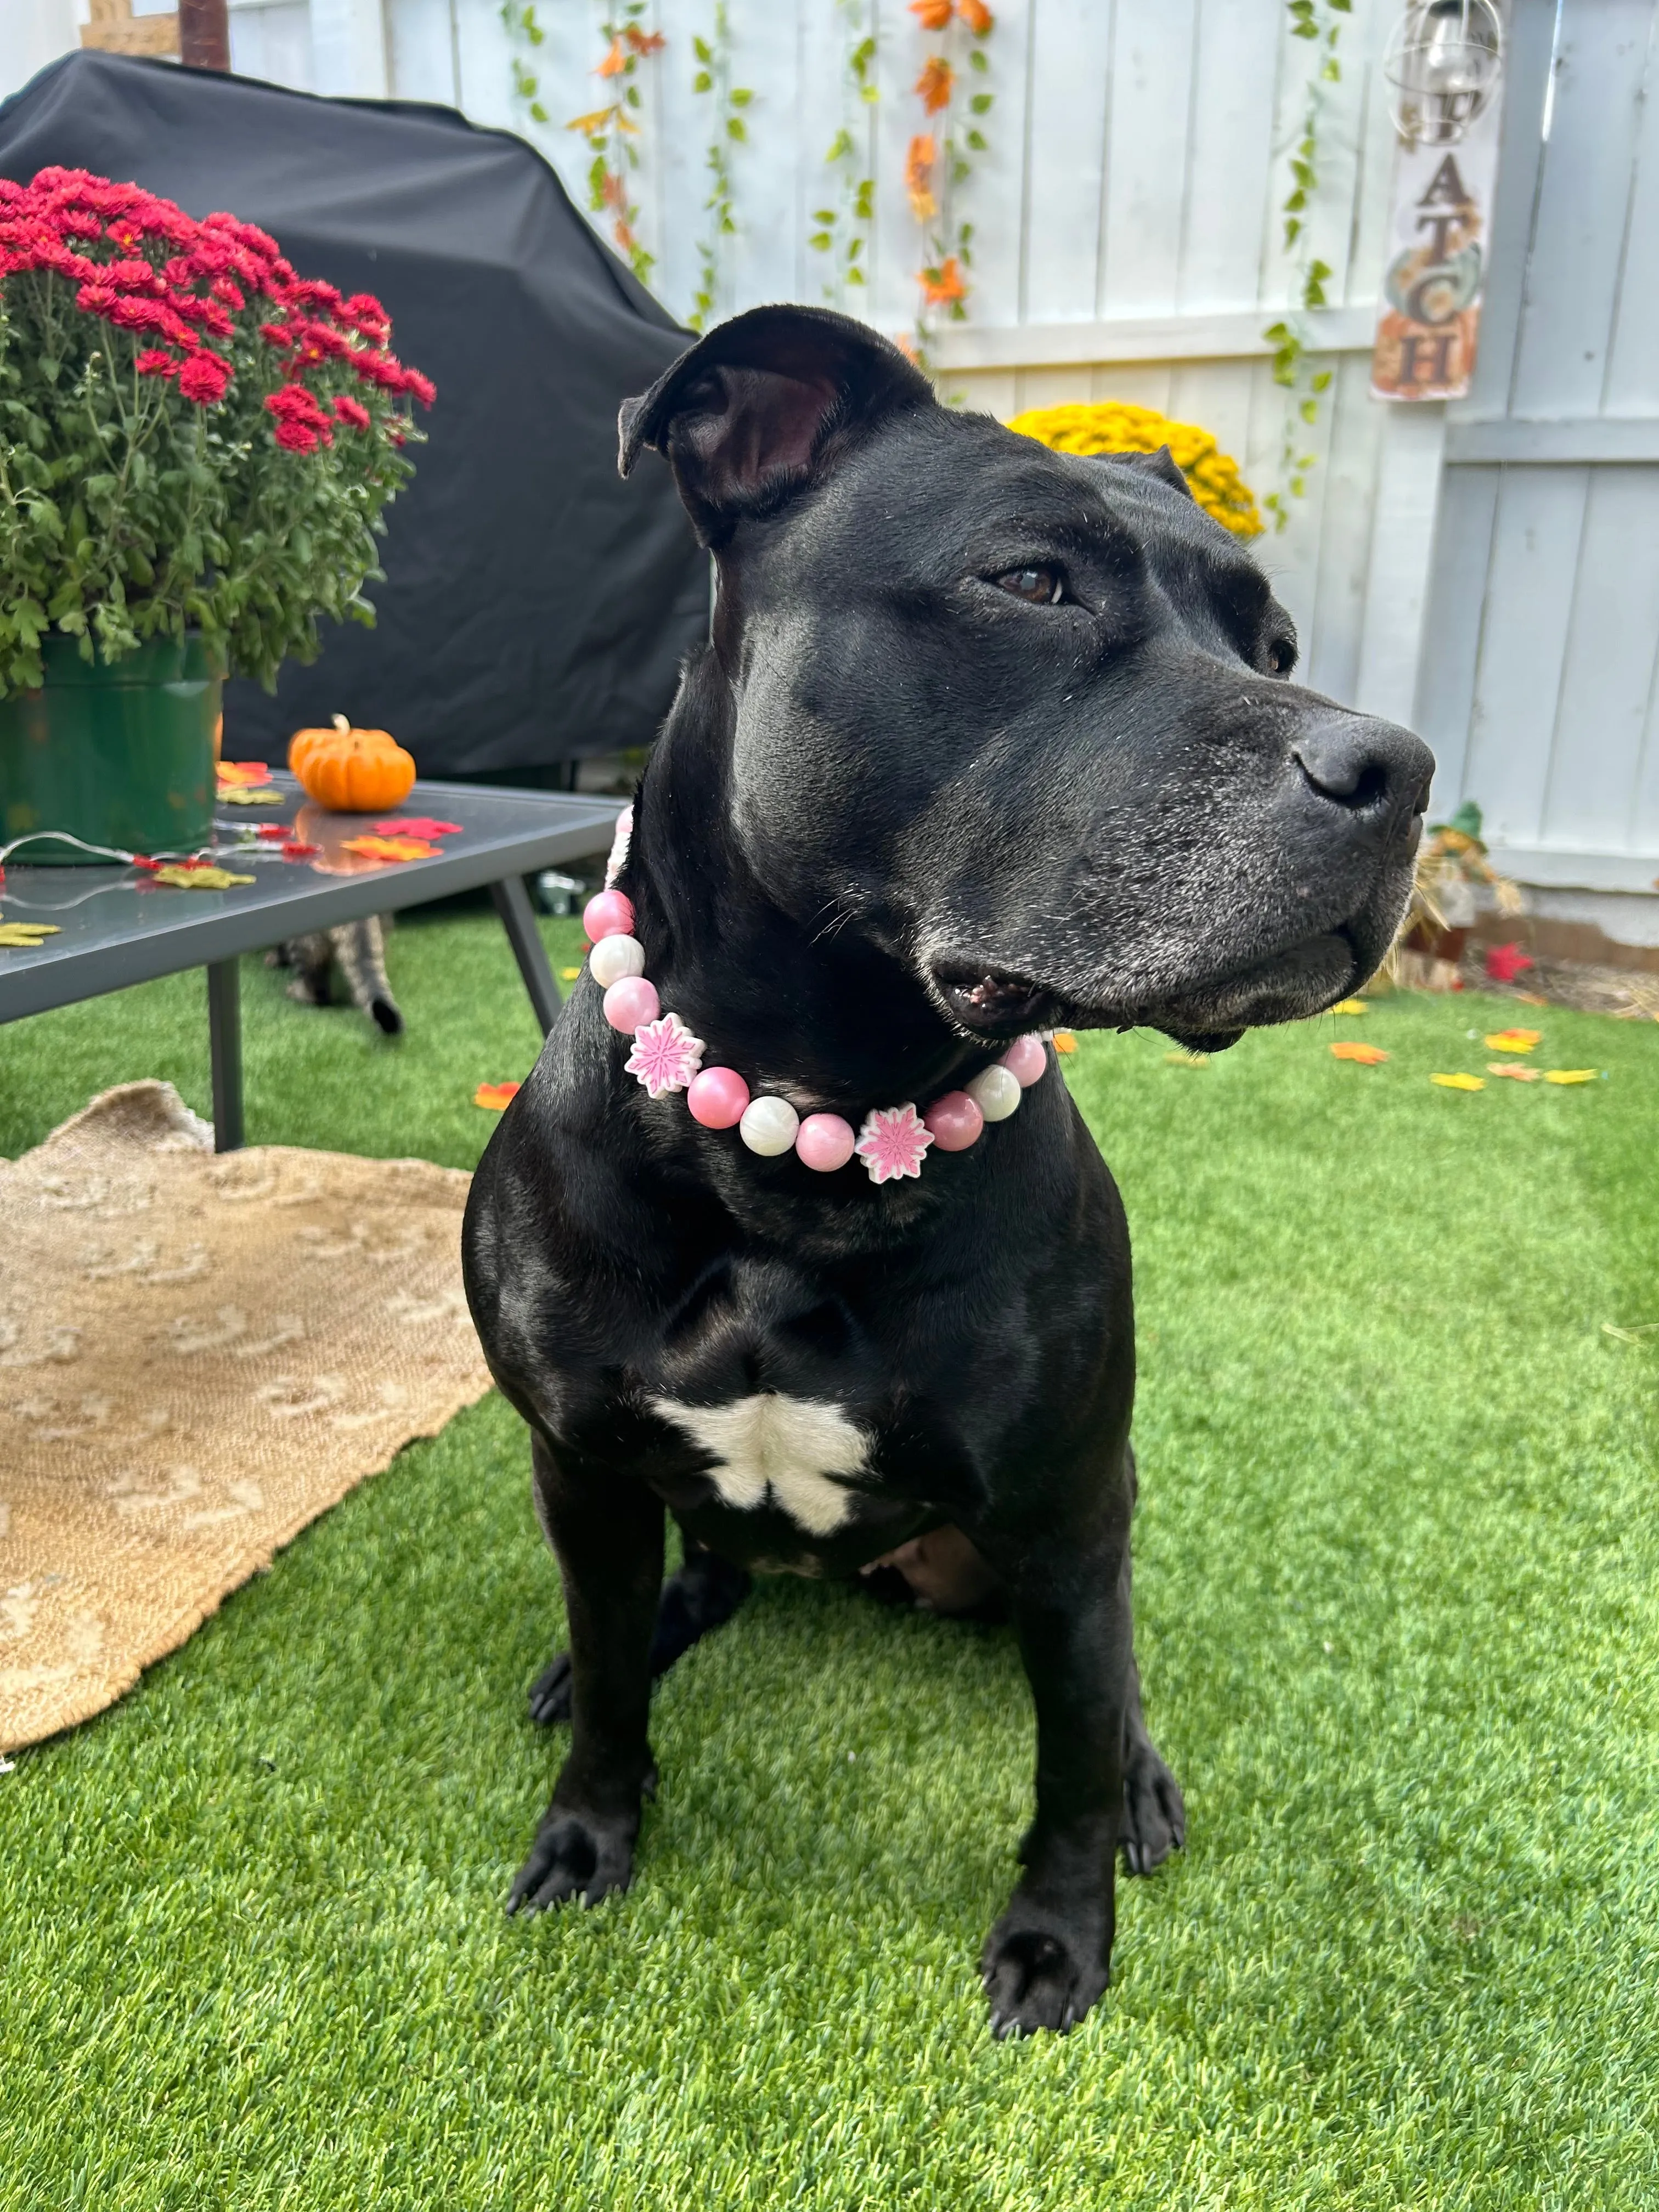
[{"xmin": 462, "ymin": 306, "xmax": 1432, "ymax": 2036}]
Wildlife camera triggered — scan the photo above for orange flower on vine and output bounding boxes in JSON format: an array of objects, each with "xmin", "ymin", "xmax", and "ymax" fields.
[
  {"xmin": 624, "ymin": 25, "xmax": 664, "ymax": 54},
  {"xmin": 958, "ymin": 0, "xmax": 994, "ymax": 32},
  {"xmin": 905, "ymin": 135, "xmax": 938, "ymax": 222},
  {"xmin": 919, "ymin": 257, "xmax": 966, "ymax": 306},
  {"xmin": 916, "ymin": 56, "xmax": 955, "ymax": 113},
  {"xmin": 596, "ymin": 37, "xmax": 627, "ymax": 77},
  {"xmin": 909, "ymin": 0, "xmax": 953, "ymax": 25}
]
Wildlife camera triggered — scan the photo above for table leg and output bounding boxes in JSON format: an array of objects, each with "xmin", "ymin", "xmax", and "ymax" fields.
[
  {"xmin": 490, "ymin": 874, "xmax": 562, "ymax": 1038},
  {"xmin": 207, "ymin": 957, "xmax": 244, "ymax": 1153}
]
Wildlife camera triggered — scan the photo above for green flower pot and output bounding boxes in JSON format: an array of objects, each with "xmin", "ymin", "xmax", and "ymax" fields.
[{"xmin": 0, "ymin": 634, "xmax": 222, "ymax": 866}]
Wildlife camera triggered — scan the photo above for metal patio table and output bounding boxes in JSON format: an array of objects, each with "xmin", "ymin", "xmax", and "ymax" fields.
[{"xmin": 0, "ymin": 774, "xmax": 619, "ymax": 1150}]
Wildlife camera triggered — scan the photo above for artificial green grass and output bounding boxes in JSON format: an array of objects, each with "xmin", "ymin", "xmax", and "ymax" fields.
[{"xmin": 2, "ymin": 918, "xmax": 1656, "ymax": 2210}]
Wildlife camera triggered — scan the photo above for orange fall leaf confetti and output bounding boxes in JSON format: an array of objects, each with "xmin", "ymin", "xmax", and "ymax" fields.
[
  {"xmin": 560, "ymin": 966, "xmax": 582, "ymax": 981},
  {"xmin": 215, "ymin": 760, "xmax": 272, "ymax": 786},
  {"xmin": 1052, "ymin": 1031, "xmax": 1077, "ymax": 1054},
  {"xmin": 1330, "ymin": 1041, "xmax": 1387, "ymax": 1064},
  {"xmin": 1485, "ymin": 1028, "xmax": 1541, "ymax": 1053},
  {"xmin": 473, "ymin": 1081, "xmax": 522, "ymax": 1111},
  {"xmin": 340, "ymin": 835, "xmax": 442, "ymax": 863},
  {"xmin": 1331, "ymin": 998, "xmax": 1369, "ymax": 1015},
  {"xmin": 0, "ymin": 921, "xmax": 59, "ymax": 947},
  {"xmin": 1487, "ymin": 1062, "xmax": 1541, "ymax": 1081},
  {"xmin": 1431, "ymin": 1073, "xmax": 1485, "ymax": 1091},
  {"xmin": 1544, "ymin": 1069, "xmax": 1599, "ymax": 1085}
]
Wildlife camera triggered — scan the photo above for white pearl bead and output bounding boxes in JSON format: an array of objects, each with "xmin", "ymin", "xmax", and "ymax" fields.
[
  {"xmin": 588, "ymin": 933, "xmax": 645, "ymax": 988},
  {"xmin": 966, "ymin": 1063, "xmax": 1022, "ymax": 1122},
  {"xmin": 739, "ymin": 1095, "xmax": 800, "ymax": 1156}
]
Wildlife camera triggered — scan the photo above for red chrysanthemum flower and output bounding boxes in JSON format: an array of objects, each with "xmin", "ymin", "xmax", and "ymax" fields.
[
  {"xmin": 273, "ymin": 419, "xmax": 320, "ymax": 454},
  {"xmin": 177, "ymin": 351, "xmax": 232, "ymax": 404},
  {"xmin": 332, "ymin": 394, "xmax": 371, "ymax": 431},
  {"xmin": 133, "ymin": 347, "xmax": 177, "ymax": 378},
  {"xmin": 265, "ymin": 383, "xmax": 330, "ymax": 425}
]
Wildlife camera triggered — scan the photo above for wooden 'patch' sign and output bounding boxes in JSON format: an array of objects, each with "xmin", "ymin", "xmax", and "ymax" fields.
[{"xmin": 1372, "ymin": 92, "xmax": 1506, "ymax": 403}]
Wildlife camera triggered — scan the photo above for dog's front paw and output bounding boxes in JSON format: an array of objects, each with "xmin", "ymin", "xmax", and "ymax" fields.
[
  {"xmin": 527, "ymin": 1652, "xmax": 572, "ymax": 1726},
  {"xmin": 507, "ymin": 1807, "xmax": 637, "ymax": 1914},
  {"xmin": 980, "ymin": 1899, "xmax": 1110, "ymax": 2038},
  {"xmin": 1120, "ymin": 1739, "xmax": 1185, "ymax": 1875}
]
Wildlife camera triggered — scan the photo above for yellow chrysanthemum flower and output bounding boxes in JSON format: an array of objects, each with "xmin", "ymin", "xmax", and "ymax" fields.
[{"xmin": 1006, "ymin": 401, "xmax": 1263, "ymax": 538}]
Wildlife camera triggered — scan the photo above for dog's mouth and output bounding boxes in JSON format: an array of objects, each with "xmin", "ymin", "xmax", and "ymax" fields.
[
  {"xmin": 929, "ymin": 962, "xmax": 1062, "ymax": 1039},
  {"xmin": 930, "ymin": 928, "xmax": 1362, "ymax": 1047}
]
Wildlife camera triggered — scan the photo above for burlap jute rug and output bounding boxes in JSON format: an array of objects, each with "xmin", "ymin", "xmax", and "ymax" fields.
[{"xmin": 0, "ymin": 1082, "xmax": 493, "ymax": 1752}]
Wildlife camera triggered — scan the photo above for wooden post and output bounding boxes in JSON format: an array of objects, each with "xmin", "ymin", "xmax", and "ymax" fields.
[{"xmin": 178, "ymin": 0, "xmax": 230, "ymax": 70}]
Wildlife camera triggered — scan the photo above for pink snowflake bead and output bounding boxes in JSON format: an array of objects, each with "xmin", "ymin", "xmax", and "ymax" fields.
[
  {"xmin": 855, "ymin": 1102, "xmax": 934, "ymax": 1184},
  {"xmin": 923, "ymin": 1091, "xmax": 984, "ymax": 1152},
  {"xmin": 795, "ymin": 1112, "xmax": 856, "ymax": 1173},
  {"xmin": 1000, "ymin": 1034, "xmax": 1047, "ymax": 1087},
  {"xmin": 687, "ymin": 1065, "xmax": 751, "ymax": 1128},
  {"xmin": 602, "ymin": 974, "xmax": 659, "ymax": 1032},
  {"xmin": 584, "ymin": 888, "xmax": 635, "ymax": 942},
  {"xmin": 604, "ymin": 805, "xmax": 633, "ymax": 888},
  {"xmin": 625, "ymin": 1011, "xmax": 706, "ymax": 1098}
]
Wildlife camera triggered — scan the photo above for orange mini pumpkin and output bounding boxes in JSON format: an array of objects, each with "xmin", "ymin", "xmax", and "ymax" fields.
[{"xmin": 289, "ymin": 714, "xmax": 416, "ymax": 811}]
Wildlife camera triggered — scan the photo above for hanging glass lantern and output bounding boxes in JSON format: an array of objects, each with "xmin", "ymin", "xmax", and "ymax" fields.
[{"xmin": 1384, "ymin": 0, "xmax": 1504, "ymax": 146}]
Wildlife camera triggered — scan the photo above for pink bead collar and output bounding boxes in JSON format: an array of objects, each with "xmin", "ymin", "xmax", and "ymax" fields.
[{"xmin": 585, "ymin": 806, "xmax": 1048, "ymax": 1185}]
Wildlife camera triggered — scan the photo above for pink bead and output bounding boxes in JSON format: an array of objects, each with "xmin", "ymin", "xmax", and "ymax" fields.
[
  {"xmin": 687, "ymin": 1065, "xmax": 751, "ymax": 1128},
  {"xmin": 583, "ymin": 889, "xmax": 636, "ymax": 942},
  {"xmin": 1000, "ymin": 1034, "xmax": 1047, "ymax": 1087},
  {"xmin": 794, "ymin": 1112, "xmax": 857, "ymax": 1172},
  {"xmin": 602, "ymin": 974, "xmax": 659, "ymax": 1032},
  {"xmin": 923, "ymin": 1091, "xmax": 984, "ymax": 1152}
]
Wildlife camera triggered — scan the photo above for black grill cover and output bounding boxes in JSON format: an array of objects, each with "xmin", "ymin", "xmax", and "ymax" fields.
[{"xmin": 0, "ymin": 50, "xmax": 707, "ymax": 772}]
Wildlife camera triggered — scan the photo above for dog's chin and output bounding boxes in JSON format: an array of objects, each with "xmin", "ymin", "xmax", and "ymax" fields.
[{"xmin": 1142, "ymin": 930, "xmax": 1361, "ymax": 1046}]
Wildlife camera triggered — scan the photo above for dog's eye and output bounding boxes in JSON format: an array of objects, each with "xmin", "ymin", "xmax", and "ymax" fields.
[{"xmin": 992, "ymin": 565, "xmax": 1064, "ymax": 606}]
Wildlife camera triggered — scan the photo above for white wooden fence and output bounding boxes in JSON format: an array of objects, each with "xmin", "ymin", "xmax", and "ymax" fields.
[
  {"xmin": 6, "ymin": 0, "xmax": 1659, "ymax": 923},
  {"xmin": 205, "ymin": 0, "xmax": 1430, "ymax": 730}
]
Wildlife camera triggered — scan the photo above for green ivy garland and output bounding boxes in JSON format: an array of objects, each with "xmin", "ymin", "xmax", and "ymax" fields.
[
  {"xmin": 1261, "ymin": 0, "xmax": 1352, "ymax": 530},
  {"xmin": 810, "ymin": 1, "xmax": 878, "ymax": 306},
  {"xmin": 689, "ymin": 5, "xmax": 754, "ymax": 332}
]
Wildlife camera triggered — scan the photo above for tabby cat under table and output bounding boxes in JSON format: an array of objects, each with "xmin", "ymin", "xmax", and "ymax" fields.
[{"xmin": 269, "ymin": 916, "xmax": 402, "ymax": 1035}]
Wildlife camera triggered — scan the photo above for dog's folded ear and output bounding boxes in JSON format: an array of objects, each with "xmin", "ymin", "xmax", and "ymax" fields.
[
  {"xmin": 1094, "ymin": 445, "xmax": 1196, "ymax": 504},
  {"xmin": 618, "ymin": 305, "xmax": 933, "ymax": 543}
]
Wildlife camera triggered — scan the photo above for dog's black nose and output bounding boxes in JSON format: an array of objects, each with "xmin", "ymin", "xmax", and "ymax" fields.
[{"xmin": 1292, "ymin": 716, "xmax": 1434, "ymax": 816}]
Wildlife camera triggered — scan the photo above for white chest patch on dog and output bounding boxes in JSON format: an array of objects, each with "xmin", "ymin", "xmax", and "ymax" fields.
[{"xmin": 650, "ymin": 1391, "xmax": 870, "ymax": 1535}]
